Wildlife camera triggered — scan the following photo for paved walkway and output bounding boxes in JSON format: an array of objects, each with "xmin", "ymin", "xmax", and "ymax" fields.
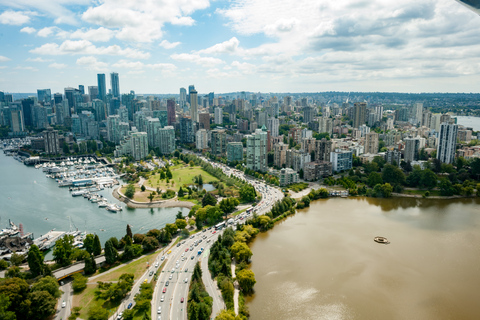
[{"xmin": 231, "ymin": 261, "xmax": 239, "ymax": 315}]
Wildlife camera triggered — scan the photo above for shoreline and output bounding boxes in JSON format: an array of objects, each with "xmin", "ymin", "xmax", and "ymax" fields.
[{"xmin": 112, "ymin": 186, "xmax": 196, "ymax": 209}]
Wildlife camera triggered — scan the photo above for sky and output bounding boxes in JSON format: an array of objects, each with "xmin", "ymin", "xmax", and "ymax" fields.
[{"xmin": 0, "ymin": 0, "xmax": 479, "ymax": 95}]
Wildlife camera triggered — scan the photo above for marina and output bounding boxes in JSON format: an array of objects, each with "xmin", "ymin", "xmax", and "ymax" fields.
[{"xmin": 0, "ymin": 150, "xmax": 189, "ymax": 260}]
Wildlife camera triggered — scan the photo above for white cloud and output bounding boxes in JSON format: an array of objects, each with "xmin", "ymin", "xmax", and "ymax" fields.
[
  {"xmin": 20, "ymin": 26, "xmax": 36, "ymax": 34},
  {"xmin": 170, "ymin": 53, "xmax": 224, "ymax": 67},
  {"xmin": 0, "ymin": 10, "xmax": 33, "ymax": 25},
  {"xmin": 0, "ymin": 56, "xmax": 11, "ymax": 62},
  {"xmin": 26, "ymin": 57, "xmax": 52, "ymax": 62},
  {"xmin": 49, "ymin": 62, "xmax": 67, "ymax": 69},
  {"xmin": 82, "ymin": 0, "xmax": 210, "ymax": 43},
  {"xmin": 159, "ymin": 40, "xmax": 181, "ymax": 49},
  {"xmin": 30, "ymin": 40, "xmax": 150, "ymax": 59},
  {"xmin": 37, "ymin": 27, "xmax": 57, "ymax": 37},
  {"xmin": 112, "ymin": 59, "xmax": 177, "ymax": 72},
  {"xmin": 70, "ymin": 27, "xmax": 115, "ymax": 42},
  {"xmin": 197, "ymin": 37, "xmax": 241, "ymax": 55},
  {"xmin": 76, "ymin": 56, "xmax": 109, "ymax": 71},
  {"xmin": 15, "ymin": 65, "xmax": 38, "ymax": 71}
]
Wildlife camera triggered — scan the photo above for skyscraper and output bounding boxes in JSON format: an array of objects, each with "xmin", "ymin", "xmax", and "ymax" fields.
[
  {"xmin": 246, "ymin": 129, "xmax": 268, "ymax": 172},
  {"xmin": 267, "ymin": 117, "xmax": 279, "ymax": 137},
  {"xmin": 179, "ymin": 87, "xmax": 187, "ymax": 110},
  {"xmin": 214, "ymin": 107, "xmax": 223, "ymax": 125},
  {"xmin": 365, "ymin": 132, "xmax": 379, "ymax": 154},
  {"xmin": 157, "ymin": 126, "xmax": 175, "ymax": 155},
  {"xmin": 167, "ymin": 99, "xmax": 176, "ymax": 125},
  {"xmin": 37, "ymin": 89, "xmax": 51, "ymax": 105},
  {"xmin": 415, "ymin": 102, "xmax": 423, "ymax": 125},
  {"xmin": 188, "ymin": 85, "xmax": 195, "ymax": 104},
  {"xmin": 353, "ymin": 102, "xmax": 367, "ymax": 128},
  {"xmin": 190, "ymin": 89, "xmax": 198, "ymax": 122},
  {"xmin": 88, "ymin": 86, "xmax": 99, "ymax": 102},
  {"xmin": 97, "ymin": 74, "xmax": 106, "ymax": 101},
  {"xmin": 110, "ymin": 72, "xmax": 120, "ymax": 98},
  {"xmin": 437, "ymin": 123, "xmax": 458, "ymax": 164},
  {"xmin": 196, "ymin": 129, "xmax": 208, "ymax": 150},
  {"xmin": 211, "ymin": 129, "xmax": 227, "ymax": 156}
]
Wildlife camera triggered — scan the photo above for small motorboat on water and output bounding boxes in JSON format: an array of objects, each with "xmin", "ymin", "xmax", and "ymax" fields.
[{"xmin": 374, "ymin": 236, "xmax": 390, "ymax": 244}]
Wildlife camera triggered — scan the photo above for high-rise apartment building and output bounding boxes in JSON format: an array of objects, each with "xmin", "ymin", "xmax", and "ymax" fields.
[
  {"xmin": 303, "ymin": 106, "xmax": 315, "ymax": 123},
  {"xmin": 274, "ymin": 142, "xmax": 288, "ymax": 168},
  {"xmin": 190, "ymin": 89, "xmax": 198, "ymax": 122},
  {"xmin": 353, "ymin": 102, "xmax": 367, "ymax": 128},
  {"xmin": 211, "ymin": 129, "xmax": 227, "ymax": 156},
  {"xmin": 88, "ymin": 86, "xmax": 99, "ymax": 102},
  {"xmin": 157, "ymin": 126, "xmax": 175, "ymax": 155},
  {"xmin": 246, "ymin": 129, "xmax": 267, "ymax": 172},
  {"xmin": 415, "ymin": 102, "xmax": 423, "ymax": 125},
  {"xmin": 107, "ymin": 115, "xmax": 121, "ymax": 144},
  {"xmin": 214, "ymin": 107, "xmax": 223, "ymax": 125},
  {"xmin": 227, "ymin": 142, "xmax": 243, "ymax": 163},
  {"xmin": 37, "ymin": 89, "xmax": 51, "ymax": 104},
  {"xmin": 330, "ymin": 149, "xmax": 353, "ymax": 172},
  {"xmin": 180, "ymin": 116, "xmax": 195, "ymax": 144},
  {"xmin": 365, "ymin": 132, "xmax": 379, "ymax": 154},
  {"xmin": 97, "ymin": 74, "xmax": 106, "ymax": 101},
  {"xmin": 437, "ymin": 123, "xmax": 458, "ymax": 164},
  {"xmin": 196, "ymin": 129, "xmax": 208, "ymax": 150},
  {"xmin": 167, "ymin": 99, "xmax": 176, "ymax": 125},
  {"xmin": 267, "ymin": 117, "xmax": 279, "ymax": 137},
  {"xmin": 404, "ymin": 137, "xmax": 424, "ymax": 163},
  {"xmin": 179, "ymin": 87, "xmax": 187, "ymax": 109},
  {"xmin": 43, "ymin": 127, "xmax": 60, "ymax": 154},
  {"xmin": 198, "ymin": 113, "xmax": 210, "ymax": 130},
  {"xmin": 131, "ymin": 132, "xmax": 148, "ymax": 160},
  {"xmin": 110, "ymin": 72, "xmax": 120, "ymax": 98}
]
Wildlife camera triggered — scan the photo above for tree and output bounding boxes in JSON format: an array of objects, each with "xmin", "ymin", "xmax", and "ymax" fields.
[
  {"xmin": 420, "ymin": 169, "xmax": 438, "ymax": 190},
  {"xmin": 215, "ymin": 309, "xmax": 239, "ymax": 320},
  {"xmin": 104, "ymin": 240, "xmax": 117, "ymax": 265},
  {"xmin": 133, "ymin": 233, "xmax": 145, "ymax": 244},
  {"xmin": 83, "ymin": 234, "xmax": 95, "ymax": 255},
  {"xmin": 382, "ymin": 164, "xmax": 405, "ymax": 186},
  {"xmin": 9, "ymin": 253, "xmax": 24, "ymax": 267},
  {"xmin": 72, "ymin": 273, "xmax": 88, "ymax": 293},
  {"xmin": 367, "ymin": 172, "xmax": 383, "ymax": 188},
  {"xmin": 239, "ymin": 184, "xmax": 256, "ymax": 203},
  {"xmin": 31, "ymin": 276, "xmax": 60, "ymax": 298},
  {"xmin": 53, "ymin": 235, "xmax": 74, "ymax": 267},
  {"xmin": 202, "ymin": 192, "xmax": 217, "ymax": 207},
  {"xmin": 236, "ymin": 269, "xmax": 256, "ymax": 293},
  {"xmin": 125, "ymin": 184, "xmax": 135, "ymax": 199},
  {"xmin": 142, "ymin": 236, "xmax": 159, "ymax": 252},
  {"xmin": 27, "ymin": 244, "xmax": 44, "ymax": 277},
  {"xmin": 28, "ymin": 290, "xmax": 57, "ymax": 320},
  {"xmin": 175, "ymin": 219, "xmax": 187, "ymax": 230},
  {"xmin": 178, "ymin": 187, "xmax": 185, "ymax": 197},
  {"xmin": 0, "ymin": 259, "xmax": 8, "ymax": 270},
  {"xmin": 126, "ymin": 224, "xmax": 133, "ymax": 239},
  {"xmin": 299, "ymin": 168, "xmax": 304, "ymax": 179},
  {"xmin": 400, "ymin": 160, "xmax": 413, "ymax": 172},
  {"xmin": 165, "ymin": 223, "xmax": 178, "ymax": 235},
  {"xmin": 0, "ymin": 294, "xmax": 16, "ymax": 320},
  {"xmin": 0, "ymin": 277, "xmax": 30, "ymax": 318},
  {"xmin": 84, "ymin": 253, "xmax": 97, "ymax": 275},
  {"xmin": 230, "ymin": 242, "xmax": 252, "ymax": 263},
  {"xmin": 87, "ymin": 305, "xmax": 109, "ymax": 320},
  {"xmin": 141, "ymin": 185, "xmax": 146, "ymax": 192},
  {"xmin": 93, "ymin": 234, "xmax": 102, "ymax": 256}
]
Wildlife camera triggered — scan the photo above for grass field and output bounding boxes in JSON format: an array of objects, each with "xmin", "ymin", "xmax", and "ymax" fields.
[
  {"xmin": 120, "ymin": 186, "xmax": 175, "ymax": 202},
  {"xmin": 145, "ymin": 165, "xmax": 219, "ymax": 191},
  {"xmin": 73, "ymin": 250, "xmax": 163, "ymax": 319}
]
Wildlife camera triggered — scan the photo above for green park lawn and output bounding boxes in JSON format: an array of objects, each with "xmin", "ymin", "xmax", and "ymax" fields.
[
  {"xmin": 73, "ymin": 251, "xmax": 162, "ymax": 319},
  {"xmin": 401, "ymin": 189, "xmax": 442, "ymax": 197},
  {"xmin": 145, "ymin": 165, "xmax": 219, "ymax": 191}
]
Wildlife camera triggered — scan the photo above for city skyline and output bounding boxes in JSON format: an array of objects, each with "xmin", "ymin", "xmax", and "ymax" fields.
[{"xmin": 0, "ymin": 0, "xmax": 480, "ymax": 94}]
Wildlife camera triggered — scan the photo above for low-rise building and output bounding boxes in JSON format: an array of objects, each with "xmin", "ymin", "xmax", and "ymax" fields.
[
  {"xmin": 330, "ymin": 149, "xmax": 353, "ymax": 172},
  {"xmin": 304, "ymin": 161, "xmax": 332, "ymax": 181},
  {"xmin": 279, "ymin": 168, "xmax": 299, "ymax": 186}
]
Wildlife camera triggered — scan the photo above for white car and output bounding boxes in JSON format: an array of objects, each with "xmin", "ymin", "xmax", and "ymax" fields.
[
  {"xmin": 161, "ymin": 295, "xmax": 165, "ymax": 302},
  {"xmin": 61, "ymin": 301, "xmax": 66, "ymax": 308},
  {"xmin": 158, "ymin": 306, "xmax": 162, "ymax": 314}
]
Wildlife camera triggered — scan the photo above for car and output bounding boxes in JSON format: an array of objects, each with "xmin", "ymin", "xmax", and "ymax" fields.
[
  {"xmin": 158, "ymin": 306, "xmax": 162, "ymax": 314},
  {"xmin": 185, "ymin": 248, "xmax": 189, "ymax": 252},
  {"xmin": 191, "ymin": 255, "xmax": 194, "ymax": 260},
  {"xmin": 61, "ymin": 301, "xmax": 66, "ymax": 308},
  {"xmin": 162, "ymin": 287, "xmax": 167, "ymax": 293},
  {"xmin": 208, "ymin": 226, "xmax": 212, "ymax": 230},
  {"xmin": 161, "ymin": 256, "xmax": 165, "ymax": 261},
  {"xmin": 155, "ymin": 262, "xmax": 159, "ymax": 268},
  {"xmin": 190, "ymin": 235, "xmax": 195, "ymax": 239},
  {"xmin": 184, "ymin": 268, "xmax": 188, "ymax": 272},
  {"xmin": 171, "ymin": 268, "xmax": 175, "ymax": 273},
  {"xmin": 184, "ymin": 278, "xmax": 188, "ymax": 283},
  {"xmin": 180, "ymin": 297, "xmax": 184, "ymax": 303},
  {"xmin": 202, "ymin": 229, "xmax": 207, "ymax": 232},
  {"xmin": 182, "ymin": 240, "xmax": 186, "ymax": 244},
  {"xmin": 167, "ymin": 250, "xmax": 171, "ymax": 254},
  {"xmin": 176, "ymin": 243, "xmax": 180, "ymax": 247},
  {"xmin": 182, "ymin": 257, "xmax": 186, "ymax": 261},
  {"xmin": 212, "ymin": 230, "xmax": 216, "ymax": 234},
  {"xmin": 127, "ymin": 302, "xmax": 133, "ymax": 309},
  {"xmin": 160, "ymin": 295, "xmax": 165, "ymax": 302},
  {"xmin": 158, "ymin": 317, "xmax": 161, "ymax": 320},
  {"xmin": 165, "ymin": 281, "xmax": 169, "ymax": 286},
  {"xmin": 149, "ymin": 271, "xmax": 153, "ymax": 276},
  {"xmin": 190, "ymin": 247, "xmax": 193, "ymax": 251},
  {"xmin": 207, "ymin": 239, "xmax": 211, "ymax": 243},
  {"xmin": 143, "ymin": 279, "xmax": 148, "ymax": 284}
]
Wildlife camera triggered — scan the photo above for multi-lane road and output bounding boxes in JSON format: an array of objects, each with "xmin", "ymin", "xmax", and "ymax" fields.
[{"xmin": 151, "ymin": 230, "xmax": 222, "ymax": 320}]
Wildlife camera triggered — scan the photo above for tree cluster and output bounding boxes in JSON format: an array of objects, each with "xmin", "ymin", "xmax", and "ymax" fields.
[{"xmin": 187, "ymin": 262, "xmax": 213, "ymax": 320}]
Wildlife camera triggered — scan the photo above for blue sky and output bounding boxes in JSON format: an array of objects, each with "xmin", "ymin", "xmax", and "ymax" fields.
[{"xmin": 0, "ymin": 0, "xmax": 479, "ymax": 94}]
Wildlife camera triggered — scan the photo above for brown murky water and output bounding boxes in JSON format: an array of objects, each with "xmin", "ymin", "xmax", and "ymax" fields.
[{"xmin": 246, "ymin": 197, "xmax": 480, "ymax": 320}]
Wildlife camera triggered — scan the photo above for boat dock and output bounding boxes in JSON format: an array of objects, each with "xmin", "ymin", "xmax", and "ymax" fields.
[{"xmin": 33, "ymin": 230, "xmax": 66, "ymax": 251}]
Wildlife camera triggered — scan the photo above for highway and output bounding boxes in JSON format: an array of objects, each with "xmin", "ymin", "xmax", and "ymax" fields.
[{"xmin": 55, "ymin": 282, "xmax": 72, "ymax": 320}]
